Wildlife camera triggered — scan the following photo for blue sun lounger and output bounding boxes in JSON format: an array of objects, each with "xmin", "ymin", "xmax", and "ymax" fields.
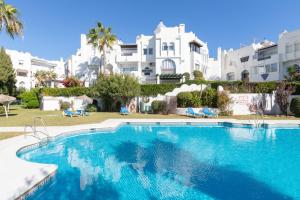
[
  {"xmin": 63, "ymin": 109, "xmax": 79, "ymax": 117},
  {"xmin": 186, "ymin": 107, "xmax": 204, "ymax": 118},
  {"xmin": 120, "ymin": 107, "xmax": 129, "ymax": 115},
  {"xmin": 202, "ymin": 107, "xmax": 217, "ymax": 118}
]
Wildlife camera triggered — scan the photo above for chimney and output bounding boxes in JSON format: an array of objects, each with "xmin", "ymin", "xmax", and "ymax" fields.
[{"xmin": 179, "ymin": 24, "xmax": 185, "ymax": 34}]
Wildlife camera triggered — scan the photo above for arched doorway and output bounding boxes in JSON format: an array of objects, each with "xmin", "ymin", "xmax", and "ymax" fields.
[
  {"xmin": 241, "ymin": 70, "xmax": 249, "ymax": 82},
  {"xmin": 161, "ymin": 59, "xmax": 176, "ymax": 74}
]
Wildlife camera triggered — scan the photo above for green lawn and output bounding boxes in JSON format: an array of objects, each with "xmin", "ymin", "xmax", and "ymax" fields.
[{"xmin": 0, "ymin": 105, "xmax": 298, "ymax": 127}]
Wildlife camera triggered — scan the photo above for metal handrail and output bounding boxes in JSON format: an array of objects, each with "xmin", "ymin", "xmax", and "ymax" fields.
[{"xmin": 24, "ymin": 117, "xmax": 50, "ymax": 141}]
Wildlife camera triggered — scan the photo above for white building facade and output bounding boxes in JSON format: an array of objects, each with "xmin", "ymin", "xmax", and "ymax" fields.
[
  {"xmin": 221, "ymin": 29, "xmax": 300, "ymax": 82},
  {"xmin": 66, "ymin": 22, "xmax": 221, "ymax": 85},
  {"xmin": 6, "ymin": 49, "xmax": 65, "ymax": 90}
]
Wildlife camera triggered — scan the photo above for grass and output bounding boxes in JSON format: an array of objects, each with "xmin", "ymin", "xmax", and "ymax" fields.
[
  {"xmin": 0, "ymin": 132, "xmax": 24, "ymax": 140},
  {"xmin": 0, "ymin": 105, "xmax": 298, "ymax": 127}
]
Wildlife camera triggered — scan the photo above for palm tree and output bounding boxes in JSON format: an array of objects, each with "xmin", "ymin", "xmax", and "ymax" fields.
[
  {"xmin": 87, "ymin": 22, "xmax": 117, "ymax": 75},
  {"xmin": 0, "ymin": 0, "xmax": 23, "ymax": 38},
  {"xmin": 34, "ymin": 70, "xmax": 57, "ymax": 87}
]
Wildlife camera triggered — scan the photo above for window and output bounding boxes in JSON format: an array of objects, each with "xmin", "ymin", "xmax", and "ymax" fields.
[
  {"xmin": 148, "ymin": 48, "xmax": 153, "ymax": 55},
  {"xmin": 226, "ymin": 72, "xmax": 235, "ymax": 81},
  {"xmin": 161, "ymin": 59, "xmax": 176, "ymax": 74},
  {"xmin": 162, "ymin": 43, "xmax": 168, "ymax": 51},
  {"xmin": 267, "ymin": 63, "xmax": 278, "ymax": 73},
  {"xmin": 190, "ymin": 43, "xmax": 200, "ymax": 53},
  {"xmin": 169, "ymin": 43, "xmax": 175, "ymax": 51},
  {"xmin": 271, "ymin": 63, "xmax": 278, "ymax": 72},
  {"xmin": 143, "ymin": 48, "xmax": 148, "ymax": 55},
  {"xmin": 19, "ymin": 60, "xmax": 24, "ymax": 66},
  {"xmin": 286, "ymin": 44, "xmax": 293, "ymax": 53},
  {"xmin": 195, "ymin": 63, "xmax": 200, "ymax": 71},
  {"xmin": 240, "ymin": 56, "xmax": 249, "ymax": 63},
  {"xmin": 17, "ymin": 71, "xmax": 27, "ymax": 77},
  {"xmin": 295, "ymin": 42, "xmax": 300, "ymax": 52}
]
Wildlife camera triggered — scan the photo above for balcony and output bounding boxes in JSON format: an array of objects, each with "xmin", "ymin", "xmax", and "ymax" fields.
[{"xmin": 116, "ymin": 53, "xmax": 138, "ymax": 63}]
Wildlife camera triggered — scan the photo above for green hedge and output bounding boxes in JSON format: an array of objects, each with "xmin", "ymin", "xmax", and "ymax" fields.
[
  {"xmin": 141, "ymin": 84, "xmax": 178, "ymax": 96},
  {"xmin": 290, "ymin": 97, "xmax": 300, "ymax": 116},
  {"xmin": 19, "ymin": 89, "xmax": 40, "ymax": 109},
  {"xmin": 41, "ymin": 87, "xmax": 93, "ymax": 97},
  {"xmin": 151, "ymin": 100, "xmax": 167, "ymax": 114}
]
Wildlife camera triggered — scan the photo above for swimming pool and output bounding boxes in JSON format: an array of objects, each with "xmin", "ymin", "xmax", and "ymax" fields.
[{"xmin": 19, "ymin": 124, "xmax": 300, "ymax": 200}]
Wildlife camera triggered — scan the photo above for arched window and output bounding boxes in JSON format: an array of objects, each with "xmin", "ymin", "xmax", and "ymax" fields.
[
  {"xmin": 19, "ymin": 81, "xmax": 25, "ymax": 89},
  {"xmin": 241, "ymin": 70, "xmax": 249, "ymax": 82},
  {"xmin": 161, "ymin": 59, "xmax": 176, "ymax": 74}
]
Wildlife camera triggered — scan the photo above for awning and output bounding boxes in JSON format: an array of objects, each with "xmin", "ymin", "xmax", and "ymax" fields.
[{"xmin": 160, "ymin": 74, "xmax": 183, "ymax": 79}]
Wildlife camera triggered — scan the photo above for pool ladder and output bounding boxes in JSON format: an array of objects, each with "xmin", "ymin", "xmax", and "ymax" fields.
[
  {"xmin": 253, "ymin": 110, "xmax": 265, "ymax": 128},
  {"xmin": 24, "ymin": 117, "xmax": 50, "ymax": 142}
]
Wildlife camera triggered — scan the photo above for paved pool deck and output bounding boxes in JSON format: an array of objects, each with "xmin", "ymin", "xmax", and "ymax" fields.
[{"xmin": 0, "ymin": 118, "xmax": 300, "ymax": 200}]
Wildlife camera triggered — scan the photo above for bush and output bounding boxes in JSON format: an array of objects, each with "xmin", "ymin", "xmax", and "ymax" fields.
[
  {"xmin": 177, "ymin": 92, "xmax": 193, "ymax": 107},
  {"xmin": 0, "ymin": 106, "xmax": 4, "ymax": 114},
  {"xmin": 183, "ymin": 72, "xmax": 190, "ymax": 81},
  {"xmin": 63, "ymin": 77, "xmax": 82, "ymax": 87},
  {"xmin": 141, "ymin": 84, "xmax": 178, "ymax": 96},
  {"xmin": 151, "ymin": 100, "xmax": 167, "ymax": 114},
  {"xmin": 60, "ymin": 101, "xmax": 71, "ymax": 110},
  {"xmin": 217, "ymin": 91, "xmax": 232, "ymax": 116},
  {"xmin": 19, "ymin": 90, "xmax": 40, "ymax": 109},
  {"xmin": 41, "ymin": 87, "xmax": 93, "ymax": 97},
  {"xmin": 86, "ymin": 104, "xmax": 97, "ymax": 112},
  {"xmin": 193, "ymin": 70, "xmax": 204, "ymax": 80},
  {"xmin": 201, "ymin": 88, "xmax": 217, "ymax": 107},
  {"xmin": 190, "ymin": 91, "xmax": 202, "ymax": 107},
  {"xmin": 290, "ymin": 97, "xmax": 300, "ymax": 116}
]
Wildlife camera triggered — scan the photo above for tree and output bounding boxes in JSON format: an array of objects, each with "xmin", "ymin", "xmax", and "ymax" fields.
[
  {"xmin": 0, "ymin": 0, "xmax": 23, "ymax": 38},
  {"xmin": 34, "ymin": 70, "xmax": 57, "ymax": 87},
  {"xmin": 275, "ymin": 82, "xmax": 295, "ymax": 115},
  {"xmin": 193, "ymin": 70, "xmax": 204, "ymax": 80},
  {"xmin": 87, "ymin": 22, "xmax": 117, "ymax": 75},
  {"xmin": 0, "ymin": 47, "xmax": 16, "ymax": 95},
  {"xmin": 286, "ymin": 64, "xmax": 300, "ymax": 81},
  {"xmin": 63, "ymin": 76, "xmax": 81, "ymax": 87},
  {"xmin": 94, "ymin": 74, "xmax": 140, "ymax": 111}
]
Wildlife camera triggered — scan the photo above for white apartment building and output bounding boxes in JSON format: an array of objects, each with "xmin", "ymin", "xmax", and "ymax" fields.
[
  {"xmin": 65, "ymin": 22, "xmax": 221, "ymax": 85},
  {"xmin": 6, "ymin": 49, "xmax": 65, "ymax": 90},
  {"xmin": 221, "ymin": 29, "xmax": 300, "ymax": 82}
]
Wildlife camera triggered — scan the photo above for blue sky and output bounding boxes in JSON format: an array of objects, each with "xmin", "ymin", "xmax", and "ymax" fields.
[{"xmin": 0, "ymin": 0, "xmax": 299, "ymax": 60}]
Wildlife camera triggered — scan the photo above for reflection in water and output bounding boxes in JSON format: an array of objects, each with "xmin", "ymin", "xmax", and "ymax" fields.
[
  {"xmin": 114, "ymin": 139, "xmax": 292, "ymax": 200},
  {"xmin": 68, "ymin": 148, "xmax": 101, "ymax": 190}
]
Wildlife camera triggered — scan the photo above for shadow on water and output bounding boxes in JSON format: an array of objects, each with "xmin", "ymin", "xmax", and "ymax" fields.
[
  {"xmin": 27, "ymin": 169, "xmax": 120, "ymax": 200},
  {"xmin": 114, "ymin": 139, "xmax": 292, "ymax": 200}
]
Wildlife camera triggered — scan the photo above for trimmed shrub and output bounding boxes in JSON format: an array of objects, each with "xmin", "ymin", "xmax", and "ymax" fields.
[
  {"xmin": 290, "ymin": 97, "xmax": 300, "ymax": 117},
  {"xmin": 183, "ymin": 72, "xmax": 190, "ymax": 81},
  {"xmin": 177, "ymin": 92, "xmax": 193, "ymax": 107},
  {"xmin": 41, "ymin": 87, "xmax": 93, "ymax": 97},
  {"xmin": 201, "ymin": 88, "xmax": 217, "ymax": 107},
  {"xmin": 217, "ymin": 91, "xmax": 232, "ymax": 116},
  {"xmin": 193, "ymin": 70, "xmax": 204, "ymax": 80},
  {"xmin": 86, "ymin": 104, "xmax": 97, "ymax": 112},
  {"xmin": 60, "ymin": 101, "xmax": 71, "ymax": 110},
  {"xmin": 151, "ymin": 100, "xmax": 167, "ymax": 114},
  {"xmin": 19, "ymin": 90, "xmax": 40, "ymax": 109},
  {"xmin": 141, "ymin": 84, "xmax": 178, "ymax": 96}
]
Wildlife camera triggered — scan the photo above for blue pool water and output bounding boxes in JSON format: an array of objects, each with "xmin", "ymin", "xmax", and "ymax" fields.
[{"xmin": 19, "ymin": 124, "xmax": 300, "ymax": 200}]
